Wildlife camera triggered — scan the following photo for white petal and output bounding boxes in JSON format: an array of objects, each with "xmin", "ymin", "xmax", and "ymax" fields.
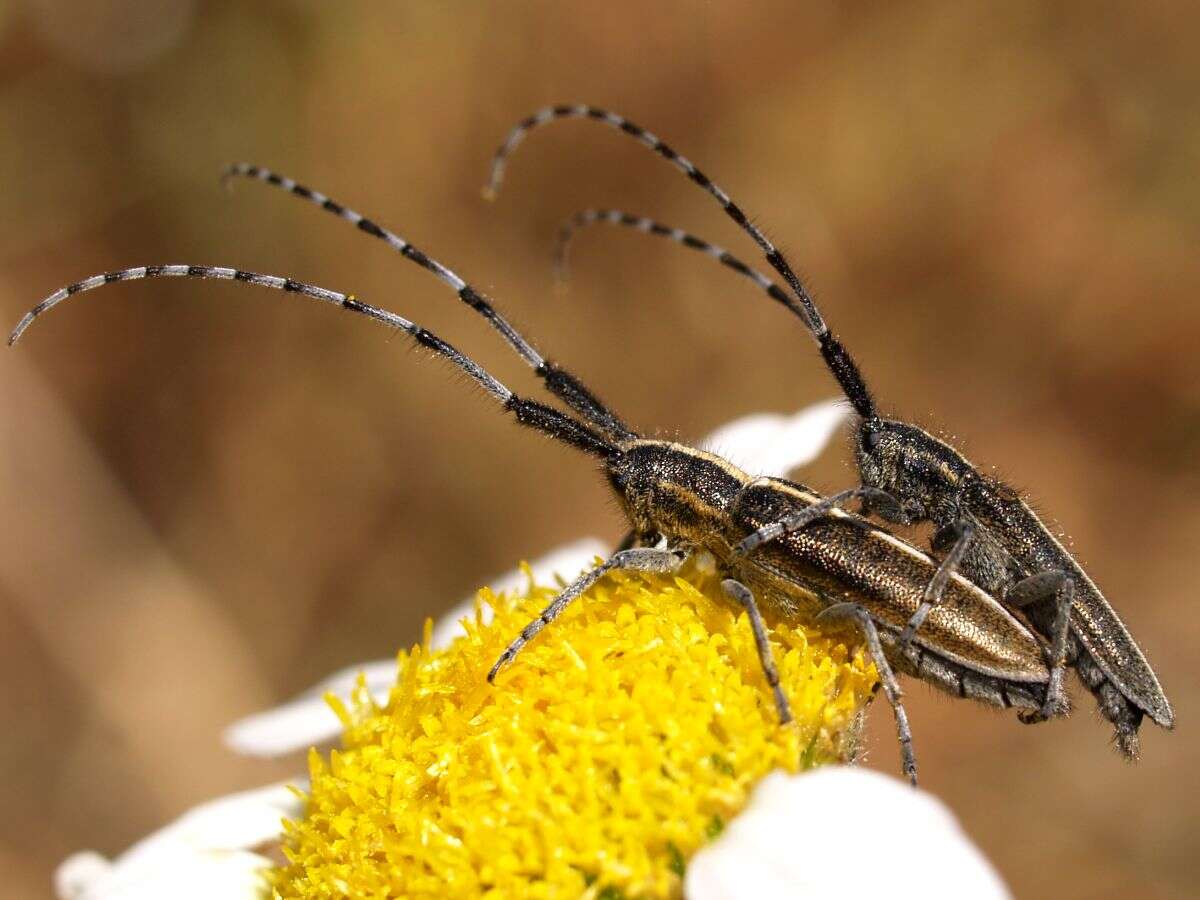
[
  {"xmin": 686, "ymin": 767, "xmax": 1010, "ymax": 900},
  {"xmin": 56, "ymin": 853, "xmax": 112, "ymax": 899},
  {"xmin": 225, "ymin": 537, "xmax": 607, "ymax": 758},
  {"xmin": 223, "ymin": 659, "xmax": 397, "ymax": 757},
  {"xmin": 56, "ymin": 782, "xmax": 304, "ymax": 900},
  {"xmin": 700, "ymin": 398, "xmax": 848, "ymax": 477},
  {"xmin": 58, "ymin": 848, "xmax": 274, "ymax": 900},
  {"xmin": 128, "ymin": 781, "xmax": 302, "ymax": 851}
]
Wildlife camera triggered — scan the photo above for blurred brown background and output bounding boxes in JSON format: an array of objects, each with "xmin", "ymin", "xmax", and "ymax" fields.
[{"xmin": 1, "ymin": 1, "xmax": 1197, "ymax": 897}]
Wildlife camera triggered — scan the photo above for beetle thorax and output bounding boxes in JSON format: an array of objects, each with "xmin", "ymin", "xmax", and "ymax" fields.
[
  {"xmin": 607, "ymin": 441, "xmax": 746, "ymax": 545},
  {"xmin": 856, "ymin": 418, "xmax": 972, "ymax": 524}
]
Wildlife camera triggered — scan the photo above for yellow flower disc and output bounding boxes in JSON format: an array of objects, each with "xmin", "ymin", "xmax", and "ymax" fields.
[{"xmin": 272, "ymin": 559, "xmax": 878, "ymax": 899}]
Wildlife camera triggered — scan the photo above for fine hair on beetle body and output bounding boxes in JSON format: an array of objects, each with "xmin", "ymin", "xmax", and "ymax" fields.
[
  {"xmin": 10, "ymin": 163, "xmax": 1068, "ymax": 786},
  {"xmin": 482, "ymin": 104, "xmax": 1174, "ymax": 758}
]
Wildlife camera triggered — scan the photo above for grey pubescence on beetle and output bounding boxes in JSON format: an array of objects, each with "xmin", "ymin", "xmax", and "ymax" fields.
[
  {"xmin": 11, "ymin": 165, "xmax": 1071, "ymax": 784},
  {"xmin": 486, "ymin": 104, "xmax": 1173, "ymax": 757}
]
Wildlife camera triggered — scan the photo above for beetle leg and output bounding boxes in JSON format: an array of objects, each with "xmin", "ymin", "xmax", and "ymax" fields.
[
  {"xmin": 488, "ymin": 546, "xmax": 686, "ymax": 682},
  {"xmin": 736, "ymin": 486, "xmax": 902, "ymax": 555},
  {"xmin": 817, "ymin": 602, "xmax": 918, "ymax": 786},
  {"xmin": 1007, "ymin": 571, "xmax": 1073, "ymax": 722},
  {"xmin": 899, "ymin": 519, "xmax": 976, "ymax": 650},
  {"xmin": 721, "ymin": 577, "xmax": 792, "ymax": 724}
]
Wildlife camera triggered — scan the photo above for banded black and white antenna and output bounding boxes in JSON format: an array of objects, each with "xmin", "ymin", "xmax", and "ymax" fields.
[
  {"xmin": 552, "ymin": 208, "xmax": 791, "ymax": 311},
  {"xmin": 484, "ymin": 104, "xmax": 878, "ymax": 422},
  {"xmin": 222, "ymin": 163, "xmax": 634, "ymax": 441},
  {"xmin": 9, "ymin": 264, "xmax": 619, "ymax": 461}
]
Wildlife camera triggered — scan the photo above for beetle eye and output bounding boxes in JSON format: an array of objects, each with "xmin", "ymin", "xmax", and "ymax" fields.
[{"xmin": 862, "ymin": 427, "xmax": 883, "ymax": 452}]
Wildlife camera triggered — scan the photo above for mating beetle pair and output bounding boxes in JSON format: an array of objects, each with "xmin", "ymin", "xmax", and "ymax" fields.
[
  {"xmin": 488, "ymin": 105, "xmax": 1174, "ymax": 759},
  {"xmin": 10, "ymin": 105, "xmax": 1171, "ymax": 781}
]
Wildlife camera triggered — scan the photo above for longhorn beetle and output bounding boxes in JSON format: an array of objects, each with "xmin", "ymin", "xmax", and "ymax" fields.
[
  {"xmin": 8, "ymin": 166, "xmax": 1067, "ymax": 784},
  {"xmin": 483, "ymin": 104, "xmax": 1175, "ymax": 757}
]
